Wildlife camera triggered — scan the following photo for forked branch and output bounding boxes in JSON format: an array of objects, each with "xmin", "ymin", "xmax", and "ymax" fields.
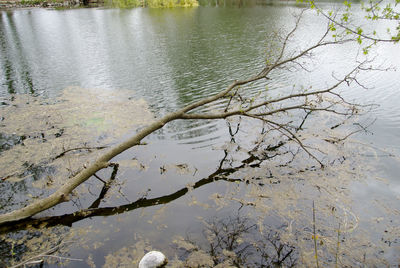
[{"xmin": 0, "ymin": 10, "xmax": 371, "ymax": 224}]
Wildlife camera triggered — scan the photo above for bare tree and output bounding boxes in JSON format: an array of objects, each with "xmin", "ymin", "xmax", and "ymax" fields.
[{"xmin": 0, "ymin": 10, "xmax": 374, "ymax": 224}]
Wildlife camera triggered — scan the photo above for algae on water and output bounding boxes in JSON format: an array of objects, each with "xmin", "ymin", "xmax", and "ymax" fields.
[{"xmin": 0, "ymin": 86, "xmax": 154, "ymax": 205}]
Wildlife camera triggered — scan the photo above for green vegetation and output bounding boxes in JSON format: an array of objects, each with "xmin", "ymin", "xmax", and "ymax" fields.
[
  {"xmin": 3, "ymin": 0, "xmax": 198, "ymax": 8},
  {"xmin": 105, "ymin": 0, "xmax": 198, "ymax": 8},
  {"xmin": 19, "ymin": 0, "xmax": 43, "ymax": 5},
  {"xmin": 104, "ymin": 0, "xmax": 142, "ymax": 8}
]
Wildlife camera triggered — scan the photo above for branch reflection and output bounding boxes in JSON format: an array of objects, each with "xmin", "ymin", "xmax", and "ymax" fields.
[
  {"xmin": 0, "ymin": 120, "xmax": 286, "ymax": 234},
  {"xmin": 174, "ymin": 215, "xmax": 298, "ymax": 267}
]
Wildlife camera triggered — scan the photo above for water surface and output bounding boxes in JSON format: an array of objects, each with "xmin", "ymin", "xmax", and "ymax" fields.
[{"xmin": 1, "ymin": 3, "xmax": 400, "ymax": 267}]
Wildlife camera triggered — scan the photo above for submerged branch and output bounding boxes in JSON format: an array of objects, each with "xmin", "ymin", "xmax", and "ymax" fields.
[
  {"xmin": 54, "ymin": 146, "xmax": 107, "ymax": 160},
  {"xmin": 9, "ymin": 241, "xmax": 78, "ymax": 268}
]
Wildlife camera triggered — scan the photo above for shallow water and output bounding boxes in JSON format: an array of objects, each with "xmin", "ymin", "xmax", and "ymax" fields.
[{"xmin": 0, "ymin": 2, "xmax": 400, "ymax": 267}]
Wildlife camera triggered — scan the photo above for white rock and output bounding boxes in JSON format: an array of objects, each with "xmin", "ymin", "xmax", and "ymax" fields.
[{"xmin": 138, "ymin": 251, "xmax": 168, "ymax": 268}]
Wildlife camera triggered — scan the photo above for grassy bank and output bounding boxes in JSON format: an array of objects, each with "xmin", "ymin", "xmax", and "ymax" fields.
[
  {"xmin": 0, "ymin": 0, "xmax": 197, "ymax": 9},
  {"xmin": 0, "ymin": 0, "xmax": 80, "ymax": 9},
  {"xmin": 105, "ymin": 0, "xmax": 198, "ymax": 8}
]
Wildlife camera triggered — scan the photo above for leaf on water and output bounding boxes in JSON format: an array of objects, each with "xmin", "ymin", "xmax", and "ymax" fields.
[
  {"xmin": 185, "ymin": 250, "xmax": 214, "ymax": 267},
  {"xmin": 3, "ymin": 176, "xmax": 25, "ymax": 183},
  {"xmin": 117, "ymin": 159, "xmax": 142, "ymax": 169},
  {"xmin": 102, "ymin": 240, "xmax": 151, "ymax": 268},
  {"xmin": 173, "ymin": 163, "xmax": 191, "ymax": 175},
  {"xmin": 173, "ymin": 236, "xmax": 197, "ymax": 251}
]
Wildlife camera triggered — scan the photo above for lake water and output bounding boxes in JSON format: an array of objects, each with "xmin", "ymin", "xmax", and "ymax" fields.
[{"xmin": 1, "ymin": 2, "xmax": 400, "ymax": 267}]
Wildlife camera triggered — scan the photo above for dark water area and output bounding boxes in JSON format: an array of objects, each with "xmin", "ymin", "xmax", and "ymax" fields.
[{"xmin": 0, "ymin": 2, "xmax": 400, "ymax": 267}]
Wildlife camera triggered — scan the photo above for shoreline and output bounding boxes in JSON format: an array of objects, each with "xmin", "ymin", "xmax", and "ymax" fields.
[{"xmin": 0, "ymin": 0, "xmax": 103, "ymax": 9}]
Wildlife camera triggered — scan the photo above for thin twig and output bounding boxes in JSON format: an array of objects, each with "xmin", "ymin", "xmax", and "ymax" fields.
[
  {"xmin": 9, "ymin": 241, "xmax": 78, "ymax": 268},
  {"xmin": 54, "ymin": 146, "xmax": 107, "ymax": 159},
  {"xmin": 335, "ymin": 222, "xmax": 341, "ymax": 268},
  {"xmin": 246, "ymin": 115, "xmax": 324, "ymax": 167},
  {"xmin": 93, "ymin": 173, "xmax": 106, "ymax": 184},
  {"xmin": 312, "ymin": 201, "xmax": 320, "ymax": 268},
  {"xmin": 34, "ymin": 255, "xmax": 83, "ymax": 262}
]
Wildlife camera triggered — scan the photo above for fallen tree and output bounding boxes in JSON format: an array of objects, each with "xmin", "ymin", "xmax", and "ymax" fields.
[{"xmin": 0, "ymin": 10, "xmax": 376, "ymax": 224}]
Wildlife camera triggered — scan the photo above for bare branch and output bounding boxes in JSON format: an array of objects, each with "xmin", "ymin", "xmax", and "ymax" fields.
[
  {"xmin": 9, "ymin": 241, "xmax": 79, "ymax": 268},
  {"xmin": 244, "ymin": 114, "xmax": 325, "ymax": 167},
  {"xmin": 0, "ymin": 9, "xmax": 373, "ymax": 224}
]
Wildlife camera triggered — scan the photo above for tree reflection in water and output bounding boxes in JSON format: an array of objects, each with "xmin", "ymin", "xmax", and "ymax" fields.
[
  {"xmin": 0, "ymin": 120, "xmax": 284, "ymax": 233},
  {"xmin": 173, "ymin": 215, "xmax": 298, "ymax": 267}
]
